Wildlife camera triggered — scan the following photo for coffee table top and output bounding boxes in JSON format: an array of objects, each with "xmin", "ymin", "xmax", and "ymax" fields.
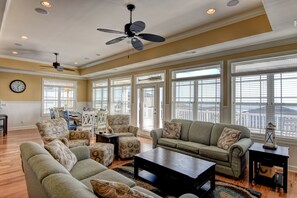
[
  {"xmin": 135, "ymin": 147, "xmax": 215, "ymax": 179},
  {"xmin": 96, "ymin": 133, "xmax": 119, "ymax": 138}
]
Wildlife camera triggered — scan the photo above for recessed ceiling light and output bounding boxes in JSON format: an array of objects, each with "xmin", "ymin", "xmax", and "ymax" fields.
[
  {"xmin": 41, "ymin": 1, "xmax": 52, "ymax": 8},
  {"xmin": 207, "ymin": 8, "xmax": 216, "ymax": 15},
  {"xmin": 35, "ymin": 8, "xmax": 48, "ymax": 15},
  {"xmin": 12, "ymin": 51, "xmax": 18, "ymax": 55},
  {"xmin": 227, "ymin": 0, "xmax": 239, "ymax": 7},
  {"xmin": 21, "ymin": 35, "xmax": 28, "ymax": 40},
  {"xmin": 294, "ymin": 19, "xmax": 297, "ymax": 27},
  {"xmin": 74, "ymin": 62, "xmax": 78, "ymax": 65}
]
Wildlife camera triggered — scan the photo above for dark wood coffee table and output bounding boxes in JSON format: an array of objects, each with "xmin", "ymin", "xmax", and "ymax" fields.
[{"xmin": 134, "ymin": 147, "xmax": 216, "ymax": 197}]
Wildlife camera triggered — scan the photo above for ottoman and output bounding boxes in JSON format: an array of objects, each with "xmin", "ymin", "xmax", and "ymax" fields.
[
  {"xmin": 119, "ymin": 136, "xmax": 141, "ymax": 159},
  {"xmin": 89, "ymin": 143, "xmax": 114, "ymax": 166}
]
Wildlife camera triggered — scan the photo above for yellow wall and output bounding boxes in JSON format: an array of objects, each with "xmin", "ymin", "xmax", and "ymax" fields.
[{"xmin": 0, "ymin": 72, "xmax": 87, "ymax": 102}]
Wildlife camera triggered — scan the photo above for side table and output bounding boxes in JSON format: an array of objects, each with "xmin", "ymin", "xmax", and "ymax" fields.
[
  {"xmin": 249, "ymin": 142, "xmax": 289, "ymax": 193},
  {"xmin": 0, "ymin": 114, "xmax": 8, "ymax": 136},
  {"xmin": 96, "ymin": 133, "xmax": 119, "ymax": 158}
]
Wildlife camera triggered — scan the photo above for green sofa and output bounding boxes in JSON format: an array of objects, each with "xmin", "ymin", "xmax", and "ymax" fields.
[
  {"xmin": 151, "ymin": 119, "xmax": 252, "ymax": 178},
  {"xmin": 20, "ymin": 141, "xmax": 198, "ymax": 198}
]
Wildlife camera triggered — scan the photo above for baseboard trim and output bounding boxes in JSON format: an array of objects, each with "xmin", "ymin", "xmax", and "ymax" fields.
[
  {"xmin": 289, "ymin": 165, "xmax": 297, "ymax": 173},
  {"xmin": 9, "ymin": 125, "xmax": 36, "ymax": 131}
]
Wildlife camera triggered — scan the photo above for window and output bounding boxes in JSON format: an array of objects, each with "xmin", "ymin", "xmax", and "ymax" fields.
[
  {"xmin": 171, "ymin": 64, "xmax": 221, "ymax": 123},
  {"xmin": 110, "ymin": 77, "xmax": 131, "ymax": 115},
  {"xmin": 232, "ymin": 54, "xmax": 297, "ymax": 138},
  {"xmin": 42, "ymin": 79, "xmax": 77, "ymax": 114},
  {"xmin": 92, "ymin": 80, "xmax": 108, "ymax": 110}
]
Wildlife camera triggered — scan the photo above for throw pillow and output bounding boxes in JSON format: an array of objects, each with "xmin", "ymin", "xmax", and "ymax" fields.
[
  {"xmin": 91, "ymin": 179, "xmax": 153, "ymax": 198},
  {"xmin": 44, "ymin": 139, "xmax": 77, "ymax": 171},
  {"xmin": 217, "ymin": 127, "xmax": 241, "ymax": 150},
  {"xmin": 162, "ymin": 121, "xmax": 182, "ymax": 139}
]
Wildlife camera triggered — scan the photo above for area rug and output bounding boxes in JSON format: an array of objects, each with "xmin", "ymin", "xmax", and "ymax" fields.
[{"xmin": 113, "ymin": 162, "xmax": 261, "ymax": 198}]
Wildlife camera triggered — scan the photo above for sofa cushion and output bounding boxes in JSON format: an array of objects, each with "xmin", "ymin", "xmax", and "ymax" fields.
[
  {"xmin": 210, "ymin": 123, "xmax": 249, "ymax": 146},
  {"xmin": 42, "ymin": 173, "xmax": 96, "ymax": 198},
  {"xmin": 44, "ymin": 139, "xmax": 77, "ymax": 171},
  {"xmin": 163, "ymin": 121, "xmax": 182, "ymax": 139},
  {"xmin": 80, "ymin": 169, "xmax": 136, "ymax": 190},
  {"xmin": 70, "ymin": 159, "xmax": 108, "ymax": 180},
  {"xmin": 69, "ymin": 139, "xmax": 89, "ymax": 148},
  {"xmin": 157, "ymin": 138, "xmax": 184, "ymax": 148},
  {"xmin": 188, "ymin": 121, "xmax": 213, "ymax": 145},
  {"xmin": 199, "ymin": 146, "xmax": 229, "ymax": 162},
  {"xmin": 176, "ymin": 142, "xmax": 207, "ymax": 154},
  {"xmin": 171, "ymin": 119, "xmax": 193, "ymax": 141},
  {"xmin": 28, "ymin": 154, "xmax": 71, "ymax": 181},
  {"xmin": 115, "ymin": 132, "xmax": 135, "ymax": 137},
  {"xmin": 217, "ymin": 127, "xmax": 241, "ymax": 150},
  {"xmin": 91, "ymin": 179, "xmax": 153, "ymax": 198}
]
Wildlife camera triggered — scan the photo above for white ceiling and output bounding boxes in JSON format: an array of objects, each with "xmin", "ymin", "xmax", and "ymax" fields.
[{"xmin": 0, "ymin": 0, "xmax": 297, "ymax": 76}]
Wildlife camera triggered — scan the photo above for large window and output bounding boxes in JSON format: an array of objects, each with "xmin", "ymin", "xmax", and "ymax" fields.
[
  {"xmin": 92, "ymin": 80, "xmax": 108, "ymax": 110},
  {"xmin": 171, "ymin": 64, "xmax": 221, "ymax": 123},
  {"xmin": 110, "ymin": 77, "xmax": 131, "ymax": 115},
  {"xmin": 232, "ymin": 54, "xmax": 297, "ymax": 138},
  {"xmin": 42, "ymin": 79, "xmax": 77, "ymax": 114}
]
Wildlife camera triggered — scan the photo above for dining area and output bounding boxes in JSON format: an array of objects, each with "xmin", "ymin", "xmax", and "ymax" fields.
[{"xmin": 48, "ymin": 107, "xmax": 109, "ymax": 135}]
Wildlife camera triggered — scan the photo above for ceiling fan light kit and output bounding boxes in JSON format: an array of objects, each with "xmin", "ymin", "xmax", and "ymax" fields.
[{"xmin": 97, "ymin": 4, "xmax": 165, "ymax": 51}]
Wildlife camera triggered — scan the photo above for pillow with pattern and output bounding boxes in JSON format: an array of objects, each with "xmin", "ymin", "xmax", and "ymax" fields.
[
  {"xmin": 162, "ymin": 121, "xmax": 182, "ymax": 139},
  {"xmin": 217, "ymin": 127, "xmax": 241, "ymax": 150},
  {"xmin": 91, "ymin": 179, "xmax": 153, "ymax": 198},
  {"xmin": 44, "ymin": 139, "xmax": 77, "ymax": 171}
]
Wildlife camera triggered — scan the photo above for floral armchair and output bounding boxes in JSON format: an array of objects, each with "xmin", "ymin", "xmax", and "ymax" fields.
[
  {"xmin": 36, "ymin": 118, "xmax": 90, "ymax": 148},
  {"xmin": 107, "ymin": 115, "xmax": 139, "ymax": 137}
]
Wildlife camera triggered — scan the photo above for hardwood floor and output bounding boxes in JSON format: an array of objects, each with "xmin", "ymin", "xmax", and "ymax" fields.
[{"xmin": 0, "ymin": 129, "xmax": 296, "ymax": 198}]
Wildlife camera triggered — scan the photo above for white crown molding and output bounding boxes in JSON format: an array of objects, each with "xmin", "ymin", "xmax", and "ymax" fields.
[
  {"xmin": 0, "ymin": 66, "xmax": 86, "ymax": 80},
  {"xmin": 80, "ymin": 7, "xmax": 266, "ymax": 69},
  {"xmin": 0, "ymin": 54, "xmax": 77, "ymax": 69}
]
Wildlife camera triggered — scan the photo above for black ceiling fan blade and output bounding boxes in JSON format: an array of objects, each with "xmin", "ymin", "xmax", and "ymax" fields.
[
  {"xmin": 131, "ymin": 38, "xmax": 143, "ymax": 51},
  {"xmin": 97, "ymin": 28, "xmax": 125, "ymax": 35},
  {"xmin": 138, "ymin": 33, "xmax": 165, "ymax": 42},
  {"xmin": 106, "ymin": 36, "xmax": 127, "ymax": 45},
  {"xmin": 130, "ymin": 21, "xmax": 146, "ymax": 33},
  {"xmin": 63, "ymin": 67, "xmax": 75, "ymax": 71}
]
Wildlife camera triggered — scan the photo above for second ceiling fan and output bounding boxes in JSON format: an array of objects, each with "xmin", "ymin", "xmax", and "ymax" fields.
[{"xmin": 97, "ymin": 4, "xmax": 165, "ymax": 51}]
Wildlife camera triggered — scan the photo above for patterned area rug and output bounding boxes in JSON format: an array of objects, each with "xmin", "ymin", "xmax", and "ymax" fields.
[{"xmin": 113, "ymin": 162, "xmax": 261, "ymax": 198}]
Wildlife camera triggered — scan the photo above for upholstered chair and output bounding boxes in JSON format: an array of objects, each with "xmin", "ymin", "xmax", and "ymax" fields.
[
  {"xmin": 36, "ymin": 118, "xmax": 90, "ymax": 148},
  {"xmin": 107, "ymin": 115, "xmax": 139, "ymax": 137},
  {"xmin": 49, "ymin": 108, "xmax": 55, "ymax": 119}
]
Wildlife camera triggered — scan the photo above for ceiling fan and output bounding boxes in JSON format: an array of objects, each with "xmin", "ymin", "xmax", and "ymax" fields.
[
  {"xmin": 97, "ymin": 4, "xmax": 166, "ymax": 51},
  {"xmin": 40, "ymin": 53, "xmax": 75, "ymax": 72}
]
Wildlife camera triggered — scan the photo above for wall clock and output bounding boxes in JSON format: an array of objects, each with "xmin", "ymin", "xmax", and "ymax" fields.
[{"xmin": 10, "ymin": 80, "xmax": 26, "ymax": 93}]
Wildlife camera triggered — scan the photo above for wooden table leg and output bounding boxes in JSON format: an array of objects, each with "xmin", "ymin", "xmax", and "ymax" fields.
[
  {"xmin": 134, "ymin": 159, "xmax": 139, "ymax": 179},
  {"xmin": 249, "ymin": 152, "xmax": 254, "ymax": 183},
  {"xmin": 284, "ymin": 158, "xmax": 288, "ymax": 193}
]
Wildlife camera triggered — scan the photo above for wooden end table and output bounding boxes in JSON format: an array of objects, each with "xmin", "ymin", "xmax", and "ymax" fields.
[
  {"xmin": 249, "ymin": 142, "xmax": 289, "ymax": 193},
  {"xmin": 96, "ymin": 133, "xmax": 119, "ymax": 158},
  {"xmin": 0, "ymin": 114, "xmax": 8, "ymax": 136}
]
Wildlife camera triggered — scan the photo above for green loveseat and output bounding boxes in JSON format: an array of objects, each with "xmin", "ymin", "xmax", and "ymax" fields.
[
  {"xmin": 151, "ymin": 119, "xmax": 252, "ymax": 178},
  {"xmin": 20, "ymin": 141, "xmax": 198, "ymax": 198}
]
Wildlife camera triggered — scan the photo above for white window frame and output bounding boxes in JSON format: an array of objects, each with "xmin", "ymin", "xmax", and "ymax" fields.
[
  {"xmin": 170, "ymin": 62, "xmax": 223, "ymax": 123},
  {"xmin": 109, "ymin": 76, "xmax": 132, "ymax": 115},
  {"xmin": 42, "ymin": 78, "xmax": 77, "ymax": 116},
  {"xmin": 231, "ymin": 52, "xmax": 297, "ymax": 139},
  {"xmin": 92, "ymin": 79, "xmax": 108, "ymax": 110}
]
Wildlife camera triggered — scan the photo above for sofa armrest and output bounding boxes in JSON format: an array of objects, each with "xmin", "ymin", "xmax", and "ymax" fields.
[
  {"xmin": 70, "ymin": 146, "xmax": 90, "ymax": 161},
  {"xmin": 150, "ymin": 128, "xmax": 163, "ymax": 148},
  {"xmin": 229, "ymin": 138, "xmax": 252, "ymax": 157},
  {"xmin": 129, "ymin": 126, "xmax": 139, "ymax": 136}
]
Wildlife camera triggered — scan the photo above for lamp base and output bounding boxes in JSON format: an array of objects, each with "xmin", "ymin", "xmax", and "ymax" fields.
[{"xmin": 263, "ymin": 144, "xmax": 278, "ymax": 150}]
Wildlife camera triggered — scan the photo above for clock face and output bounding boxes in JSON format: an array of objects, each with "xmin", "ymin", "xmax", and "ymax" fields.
[{"xmin": 10, "ymin": 80, "xmax": 26, "ymax": 93}]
